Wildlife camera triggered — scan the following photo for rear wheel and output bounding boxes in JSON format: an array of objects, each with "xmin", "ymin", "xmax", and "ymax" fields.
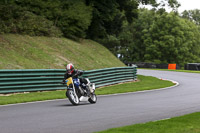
[
  {"xmin": 66, "ymin": 90, "xmax": 79, "ymax": 105},
  {"xmin": 88, "ymin": 94, "xmax": 97, "ymax": 104}
]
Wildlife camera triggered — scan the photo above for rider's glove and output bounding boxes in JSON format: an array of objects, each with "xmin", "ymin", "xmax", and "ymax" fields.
[{"xmin": 62, "ymin": 79, "xmax": 65, "ymax": 84}]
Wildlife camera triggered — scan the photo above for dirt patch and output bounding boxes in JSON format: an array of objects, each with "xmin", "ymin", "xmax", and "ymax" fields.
[
  {"xmin": 0, "ymin": 35, "xmax": 10, "ymax": 43},
  {"xmin": 56, "ymin": 55, "xmax": 71, "ymax": 63},
  {"xmin": 0, "ymin": 90, "xmax": 65, "ymax": 96},
  {"xmin": 0, "ymin": 92, "xmax": 30, "ymax": 96}
]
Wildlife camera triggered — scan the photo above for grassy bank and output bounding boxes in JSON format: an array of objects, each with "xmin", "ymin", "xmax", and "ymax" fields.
[
  {"xmin": 96, "ymin": 112, "xmax": 200, "ymax": 133},
  {"xmin": 0, "ymin": 34, "xmax": 125, "ymax": 70},
  {"xmin": 0, "ymin": 75, "xmax": 174, "ymax": 105}
]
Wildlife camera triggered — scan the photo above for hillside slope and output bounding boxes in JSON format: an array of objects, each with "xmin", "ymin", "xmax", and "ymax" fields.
[{"xmin": 0, "ymin": 34, "xmax": 125, "ymax": 70}]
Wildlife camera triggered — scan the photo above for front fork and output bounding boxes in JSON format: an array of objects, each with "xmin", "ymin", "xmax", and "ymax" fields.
[{"xmin": 67, "ymin": 81, "xmax": 78, "ymax": 98}]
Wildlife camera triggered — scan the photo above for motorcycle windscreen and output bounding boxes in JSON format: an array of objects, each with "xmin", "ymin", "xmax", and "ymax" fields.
[{"xmin": 66, "ymin": 77, "xmax": 73, "ymax": 86}]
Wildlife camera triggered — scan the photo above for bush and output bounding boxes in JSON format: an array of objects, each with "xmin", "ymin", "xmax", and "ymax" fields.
[
  {"xmin": 0, "ymin": 3, "xmax": 62, "ymax": 37},
  {"xmin": 16, "ymin": 11, "xmax": 63, "ymax": 37}
]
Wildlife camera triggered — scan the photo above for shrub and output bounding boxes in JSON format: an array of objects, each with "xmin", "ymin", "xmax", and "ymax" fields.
[{"xmin": 0, "ymin": 3, "xmax": 62, "ymax": 37}]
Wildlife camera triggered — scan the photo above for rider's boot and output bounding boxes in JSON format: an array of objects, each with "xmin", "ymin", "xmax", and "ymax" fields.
[
  {"xmin": 86, "ymin": 85, "xmax": 91, "ymax": 96},
  {"xmin": 81, "ymin": 83, "xmax": 89, "ymax": 96}
]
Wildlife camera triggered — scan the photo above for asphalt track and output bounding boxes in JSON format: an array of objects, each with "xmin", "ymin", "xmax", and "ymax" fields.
[{"xmin": 0, "ymin": 69, "xmax": 200, "ymax": 133}]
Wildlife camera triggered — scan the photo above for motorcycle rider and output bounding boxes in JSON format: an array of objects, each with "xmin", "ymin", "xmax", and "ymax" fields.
[{"xmin": 63, "ymin": 63, "xmax": 90, "ymax": 95}]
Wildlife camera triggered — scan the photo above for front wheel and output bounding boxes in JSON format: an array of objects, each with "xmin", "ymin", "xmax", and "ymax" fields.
[
  {"xmin": 66, "ymin": 90, "xmax": 79, "ymax": 105},
  {"xmin": 88, "ymin": 94, "xmax": 97, "ymax": 104}
]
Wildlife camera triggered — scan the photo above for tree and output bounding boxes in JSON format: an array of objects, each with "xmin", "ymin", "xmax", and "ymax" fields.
[
  {"xmin": 139, "ymin": 0, "xmax": 180, "ymax": 11},
  {"xmin": 56, "ymin": 0, "xmax": 92, "ymax": 39},
  {"xmin": 114, "ymin": 8, "xmax": 200, "ymax": 66},
  {"xmin": 0, "ymin": 0, "xmax": 93, "ymax": 38},
  {"xmin": 86, "ymin": 0, "xmax": 139, "ymax": 40},
  {"xmin": 0, "ymin": 0, "xmax": 182, "ymax": 40},
  {"xmin": 127, "ymin": 10, "xmax": 200, "ymax": 66},
  {"xmin": 92, "ymin": 0, "xmax": 181, "ymax": 58},
  {"xmin": 181, "ymin": 9, "xmax": 200, "ymax": 25},
  {"xmin": 118, "ymin": 9, "xmax": 157, "ymax": 62}
]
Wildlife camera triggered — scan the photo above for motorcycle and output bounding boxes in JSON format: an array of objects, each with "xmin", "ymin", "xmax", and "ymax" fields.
[{"xmin": 64, "ymin": 77, "xmax": 97, "ymax": 105}]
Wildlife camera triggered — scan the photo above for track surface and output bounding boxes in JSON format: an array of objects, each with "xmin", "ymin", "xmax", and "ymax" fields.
[{"xmin": 1, "ymin": 70, "xmax": 200, "ymax": 133}]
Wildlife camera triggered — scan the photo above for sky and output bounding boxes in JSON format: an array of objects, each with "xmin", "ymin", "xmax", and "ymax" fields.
[
  {"xmin": 140, "ymin": 0, "xmax": 200, "ymax": 13},
  {"xmin": 178, "ymin": 0, "xmax": 200, "ymax": 13}
]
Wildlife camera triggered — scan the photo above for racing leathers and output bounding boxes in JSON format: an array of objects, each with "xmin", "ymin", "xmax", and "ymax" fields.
[{"xmin": 63, "ymin": 69, "xmax": 89, "ymax": 95}]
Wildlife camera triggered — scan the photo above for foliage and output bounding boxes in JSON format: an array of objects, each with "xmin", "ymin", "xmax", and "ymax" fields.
[
  {"xmin": 0, "ymin": 0, "xmax": 92, "ymax": 38},
  {"xmin": 86, "ymin": 0, "xmax": 179, "ymax": 40},
  {"xmin": 0, "ymin": 0, "xmax": 199, "ymax": 67},
  {"xmin": 0, "ymin": 3, "xmax": 62, "ymax": 36},
  {"xmin": 0, "ymin": 4, "xmax": 62, "ymax": 36},
  {"xmin": 181, "ymin": 9, "xmax": 200, "ymax": 25},
  {"xmin": 0, "ymin": 0, "xmax": 181, "ymax": 39},
  {"xmin": 86, "ymin": 0, "xmax": 139, "ymax": 40},
  {"xmin": 14, "ymin": 0, "xmax": 93, "ymax": 38},
  {"xmin": 144, "ymin": 12, "xmax": 200, "ymax": 65},
  {"xmin": 114, "ymin": 9, "xmax": 200, "ymax": 66}
]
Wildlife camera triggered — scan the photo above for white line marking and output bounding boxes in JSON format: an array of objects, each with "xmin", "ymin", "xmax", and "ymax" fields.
[{"xmin": 0, "ymin": 99, "xmax": 67, "ymax": 107}]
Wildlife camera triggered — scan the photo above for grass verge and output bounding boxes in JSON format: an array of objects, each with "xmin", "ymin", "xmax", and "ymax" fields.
[
  {"xmin": 95, "ymin": 75, "xmax": 174, "ymax": 95},
  {"xmin": 139, "ymin": 68, "xmax": 200, "ymax": 74},
  {"xmin": 96, "ymin": 112, "xmax": 200, "ymax": 133},
  {"xmin": 0, "ymin": 75, "xmax": 174, "ymax": 105}
]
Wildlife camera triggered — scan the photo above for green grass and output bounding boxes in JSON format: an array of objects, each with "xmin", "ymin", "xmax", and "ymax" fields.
[
  {"xmin": 0, "ymin": 75, "xmax": 174, "ymax": 105},
  {"xmin": 96, "ymin": 112, "xmax": 200, "ymax": 133},
  {"xmin": 139, "ymin": 68, "xmax": 200, "ymax": 74},
  {"xmin": 0, "ymin": 90, "xmax": 65, "ymax": 105},
  {"xmin": 0, "ymin": 34, "xmax": 125, "ymax": 70},
  {"xmin": 95, "ymin": 75, "xmax": 174, "ymax": 95}
]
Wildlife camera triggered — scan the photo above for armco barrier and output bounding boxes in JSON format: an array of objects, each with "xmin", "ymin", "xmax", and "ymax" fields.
[
  {"xmin": 185, "ymin": 63, "xmax": 200, "ymax": 71},
  {"xmin": 0, "ymin": 66, "xmax": 137, "ymax": 94},
  {"xmin": 83, "ymin": 67, "xmax": 137, "ymax": 88}
]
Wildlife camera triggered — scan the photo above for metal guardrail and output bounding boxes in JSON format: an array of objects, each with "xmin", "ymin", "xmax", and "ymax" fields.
[
  {"xmin": 0, "ymin": 66, "xmax": 137, "ymax": 94},
  {"xmin": 83, "ymin": 67, "xmax": 137, "ymax": 88}
]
